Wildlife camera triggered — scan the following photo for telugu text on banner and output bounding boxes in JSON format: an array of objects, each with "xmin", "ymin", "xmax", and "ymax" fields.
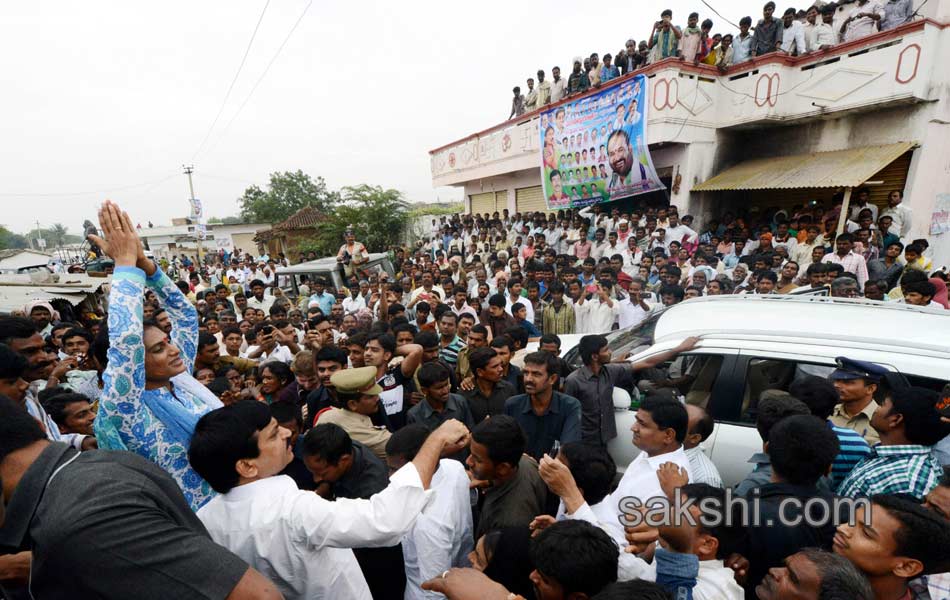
[{"xmin": 539, "ymin": 73, "xmax": 664, "ymax": 210}]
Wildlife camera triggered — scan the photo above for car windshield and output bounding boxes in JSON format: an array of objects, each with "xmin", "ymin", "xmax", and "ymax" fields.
[{"xmin": 564, "ymin": 306, "xmax": 668, "ymax": 368}]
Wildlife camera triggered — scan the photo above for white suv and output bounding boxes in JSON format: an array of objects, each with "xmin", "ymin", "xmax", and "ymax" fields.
[{"xmin": 558, "ymin": 296, "xmax": 950, "ymax": 486}]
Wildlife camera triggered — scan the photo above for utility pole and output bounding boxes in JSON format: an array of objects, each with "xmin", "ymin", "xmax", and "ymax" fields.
[{"xmin": 183, "ymin": 165, "xmax": 203, "ymax": 264}]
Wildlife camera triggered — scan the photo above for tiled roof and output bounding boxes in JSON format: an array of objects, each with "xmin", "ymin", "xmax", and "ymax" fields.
[{"xmin": 275, "ymin": 206, "xmax": 324, "ymax": 231}]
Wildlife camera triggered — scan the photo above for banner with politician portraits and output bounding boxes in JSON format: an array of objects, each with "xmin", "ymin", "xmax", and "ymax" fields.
[{"xmin": 539, "ymin": 73, "xmax": 664, "ymax": 210}]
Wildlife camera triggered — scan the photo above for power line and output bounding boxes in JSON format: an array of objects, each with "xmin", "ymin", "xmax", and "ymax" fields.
[
  {"xmin": 190, "ymin": 0, "xmax": 272, "ymax": 163},
  {"xmin": 202, "ymin": 0, "xmax": 313, "ymax": 158},
  {"xmin": 0, "ymin": 173, "xmax": 180, "ymax": 198},
  {"xmin": 699, "ymin": 0, "xmax": 741, "ymax": 30}
]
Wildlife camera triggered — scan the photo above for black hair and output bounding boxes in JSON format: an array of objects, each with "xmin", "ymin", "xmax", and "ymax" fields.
[
  {"xmin": 578, "ymin": 334, "xmax": 608, "ymax": 365},
  {"xmin": 690, "ymin": 407, "xmax": 715, "ymax": 442},
  {"xmin": 221, "ymin": 325, "xmax": 242, "ymax": 340},
  {"xmin": 302, "ymin": 423, "xmax": 353, "ymax": 464},
  {"xmin": 560, "ymin": 443, "xmax": 616, "ymax": 505},
  {"xmin": 418, "ymin": 361, "xmax": 451, "ymax": 388},
  {"xmin": 260, "ymin": 361, "xmax": 293, "ymax": 387},
  {"xmin": 530, "ymin": 520, "xmax": 618, "ymax": 597},
  {"xmin": 414, "ymin": 330, "xmax": 439, "ymax": 349},
  {"xmin": 739, "ymin": 15, "xmax": 753, "ymax": 25},
  {"xmin": 757, "ymin": 270, "xmax": 778, "ymax": 283},
  {"xmin": 197, "ymin": 331, "xmax": 218, "ymax": 351},
  {"xmin": 889, "ymin": 387, "xmax": 949, "ymax": 446},
  {"xmin": 366, "ymin": 332, "xmax": 396, "ymax": 355},
  {"xmin": 0, "ymin": 343, "xmax": 29, "ymax": 379},
  {"xmin": 591, "ymin": 580, "xmax": 673, "ymax": 600},
  {"xmin": 680, "ymin": 484, "xmax": 744, "ymax": 558},
  {"xmin": 188, "ymin": 400, "xmax": 273, "ymax": 493},
  {"xmin": 206, "ymin": 376, "xmax": 232, "ymax": 398},
  {"xmin": 523, "ymin": 351, "xmax": 559, "ymax": 377},
  {"xmin": 270, "ymin": 400, "xmax": 303, "ymax": 427},
  {"xmin": 872, "ymin": 494, "xmax": 950, "ymax": 575},
  {"xmin": 385, "ymin": 423, "xmax": 430, "ymax": 461},
  {"xmin": 489, "ymin": 335, "xmax": 514, "ymax": 352},
  {"xmin": 904, "ymin": 280, "xmax": 936, "ymax": 299},
  {"xmin": 499, "ymin": 327, "xmax": 525, "ymax": 351},
  {"xmin": 789, "ymin": 375, "xmax": 840, "ymax": 420},
  {"xmin": 756, "ymin": 393, "xmax": 811, "ymax": 442},
  {"xmin": 0, "ymin": 316, "xmax": 37, "ymax": 345},
  {"xmin": 488, "ymin": 293, "xmax": 507, "ymax": 309},
  {"xmin": 539, "ymin": 333, "xmax": 561, "ymax": 348},
  {"xmin": 470, "ymin": 347, "xmax": 499, "ymax": 374},
  {"xmin": 768, "ymin": 415, "xmax": 840, "ymax": 486},
  {"xmin": 315, "ymin": 345, "xmax": 348, "ymax": 366},
  {"xmin": 43, "ymin": 392, "xmax": 92, "ymax": 427},
  {"xmin": 659, "ymin": 284, "xmax": 685, "ymax": 302},
  {"xmin": 639, "ymin": 395, "xmax": 689, "ymax": 443},
  {"xmin": 471, "ymin": 415, "xmax": 525, "ymax": 467},
  {"xmin": 61, "ymin": 327, "xmax": 93, "ymax": 347},
  {"xmin": 249, "ymin": 279, "xmax": 265, "ymax": 289},
  {"xmin": 0, "ymin": 393, "xmax": 47, "ymax": 463}
]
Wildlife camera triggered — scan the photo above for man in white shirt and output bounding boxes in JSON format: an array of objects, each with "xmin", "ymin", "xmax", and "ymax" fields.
[
  {"xmin": 805, "ymin": 5, "xmax": 838, "ymax": 52},
  {"xmin": 244, "ymin": 324, "xmax": 297, "ymax": 364},
  {"xmin": 226, "ymin": 262, "xmax": 246, "ymax": 286},
  {"xmin": 881, "ymin": 189, "xmax": 913, "ymax": 240},
  {"xmin": 575, "ymin": 283, "xmax": 619, "ymax": 334},
  {"xmin": 780, "ymin": 7, "xmax": 807, "ymax": 54},
  {"xmin": 847, "ymin": 187, "xmax": 879, "ymax": 223},
  {"xmin": 245, "ymin": 279, "xmax": 275, "ymax": 314},
  {"xmin": 666, "ymin": 214, "xmax": 699, "ymax": 247},
  {"xmin": 504, "ymin": 279, "xmax": 534, "ymax": 325},
  {"xmin": 618, "ymin": 280, "xmax": 654, "ymax": 330},
  {"xmin": 841, "ymin": 0, "xmax": 885, "ymax": 41},
  {"xmin": 341, "ymin": 287, "xmax": 367, "ymax": 315},
  {"xmin": 385, "ymin": 425, "xmax": 474, "ymax": 600},
  {"xmin": 683, "ymin": 405, "xmax": 723, "ymax": 488},
  {"xmin": 189, "ymin": 400, "xmax": 470, "ymax": 600},
  {"xmin": 590, "ymin": 228, "xmax": 610, "ymax": 261},
  {"xmin": 603, "ymin": 395, "xmax": 693, "ymax": 546}
]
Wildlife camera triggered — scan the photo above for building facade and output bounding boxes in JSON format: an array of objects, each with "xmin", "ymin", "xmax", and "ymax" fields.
[{"xmin": 430, "ymin": 14, "xmax": 950, "ymax": 267}]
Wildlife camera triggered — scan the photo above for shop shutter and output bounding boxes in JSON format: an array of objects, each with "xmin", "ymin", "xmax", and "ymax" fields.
[
  {"xmin": 469, "ymin": 192, "xmax": 494, "ymax": 216},
  {"xmin": 516, "ymin": 185, "xmax": 546, "ymax": 213},
  {"xmin": 744, "ymin": 151, "xmax": 913, "ymax": 215},
  {"xmin": 494, "ymin": 191, "xmax": 508, "ymax": 213}
]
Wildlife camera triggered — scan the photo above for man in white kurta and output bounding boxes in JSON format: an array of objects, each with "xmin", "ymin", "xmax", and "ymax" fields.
[{"xmin": 192, "ymin": 403, "xmax": 469, "ymax": 600}]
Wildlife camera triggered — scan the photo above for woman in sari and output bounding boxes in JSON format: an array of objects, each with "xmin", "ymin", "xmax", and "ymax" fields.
[{"xmin": 92, "ymin": 201, "xmax": 222, "ymax": 510}]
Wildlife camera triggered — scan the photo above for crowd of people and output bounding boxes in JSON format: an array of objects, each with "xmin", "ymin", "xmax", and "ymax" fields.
[
  {"xmin": 1, "ymin": 194, "xmax": 949, "ymax": 600},
  {"xmin": 508, "ymin": 0, "xmax": 917, "ymax": 118}
]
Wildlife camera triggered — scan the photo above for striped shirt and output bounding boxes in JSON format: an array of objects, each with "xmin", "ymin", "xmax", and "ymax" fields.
[
  {"xmin": 439, "ymin": 335, "xmax": 466, "ymax": 367},
  {"xmin": 837, "ymin": 444, "xmax": 942, "ymax": 500},
  {"xmin": 829, "ymin": 423, "xmax": 872, "ymax": 489},
  {"xmin": 685, "ymin": 446, "xmax": 723, "ymax": 488},
  {"xmin": 542, "ymin": 301, "xmax": 576, "ymax": 335}
]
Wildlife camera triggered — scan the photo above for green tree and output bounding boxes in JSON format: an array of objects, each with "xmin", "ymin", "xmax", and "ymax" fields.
[
  {"xmin": 0, "ymin": 226, "xmax": 29, "ymax": 250},
  {"xmin": 47, "ymin": 223, "xmax": 68, "ymax": 247},
  {"xmin": 207, "ymin": 216, "xmax": 243, "ymax": 225},
  {"xmin": 237, "ymin": 170, "xmax": 339, "ymax": 224},
  {"xmin": 308, "ymin": 185, "xmax": 410, "ymax": 256}
]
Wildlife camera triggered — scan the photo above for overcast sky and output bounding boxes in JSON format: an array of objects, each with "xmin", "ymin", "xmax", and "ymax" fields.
[{"xmin": 0, "ymin": 0, "xmax": 751, "ymax": 235}]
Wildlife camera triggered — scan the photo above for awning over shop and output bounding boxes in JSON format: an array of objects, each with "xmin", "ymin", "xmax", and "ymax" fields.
[{"xmin": 692, "ymin": 142, "xmax": 916, "ymax": 191}]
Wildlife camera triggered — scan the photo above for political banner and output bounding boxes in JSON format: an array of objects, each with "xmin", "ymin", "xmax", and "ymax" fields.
[
  {"xmin": 189, "ymin": 198, "xmax": 203, "ymax": 220},
  {"xmin": 539, "ymin": 73, "xmax": 664, "ymax": 210}
]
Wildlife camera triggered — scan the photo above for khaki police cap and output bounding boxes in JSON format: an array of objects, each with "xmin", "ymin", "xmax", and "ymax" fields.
[{"xmin": 330, "ymin": 366, "xmax": 383, "ymax": 395}]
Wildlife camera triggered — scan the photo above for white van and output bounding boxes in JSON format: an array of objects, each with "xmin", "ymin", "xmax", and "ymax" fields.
[{"xmin": 558, "ymin": 295, "xmax": 950, "ymax": 486}]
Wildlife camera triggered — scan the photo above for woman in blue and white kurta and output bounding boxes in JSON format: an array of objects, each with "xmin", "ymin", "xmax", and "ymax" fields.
[{"xmin": 95, "ymin": 263, "xmax": 221, "ymax": 510}]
